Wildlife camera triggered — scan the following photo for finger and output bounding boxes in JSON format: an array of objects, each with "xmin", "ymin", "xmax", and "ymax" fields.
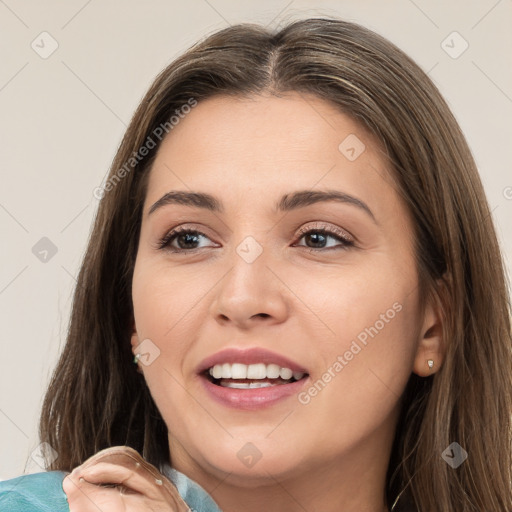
[
  {"xmin": 67, "ymin": 447, "xmax": 190, "ymax": 511},
  {"xmin": 77, "ymin": 447, "xmax": 164, "ymax": 484},
  {"xmin": 64, "ymin": 469, "xmax": 180, "ymax": 512},
  {"xmin": 77, "ymin": 446, "xmax": 150, "ymax": 473},
  {"xmin": 64, "ymin": 473, "xmax": 127, "ymax": 512},
  {"xmin": 79, "ymin": 462, "xmax": 167, "ymax": 502}
]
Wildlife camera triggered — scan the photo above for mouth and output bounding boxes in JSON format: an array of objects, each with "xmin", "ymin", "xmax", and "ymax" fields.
[
  {"xmin": 203, "ymin": 362, "xmax": 308, "ymax": 389},
  {"xmin": 197, "ymin": 348, "xmax": 310, "ymax": 409}
]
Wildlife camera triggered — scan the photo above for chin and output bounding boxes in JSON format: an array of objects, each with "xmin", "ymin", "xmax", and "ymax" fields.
[{"xmin": 195, "ymin": 436, "xmax": 308, "ymax": 484}]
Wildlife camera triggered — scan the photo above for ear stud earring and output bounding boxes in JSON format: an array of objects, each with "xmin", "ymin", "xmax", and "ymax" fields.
[
  {"xmin": 133, "ymin": 354, "xmax": 143, "ymax": 374},
  {"xmin": 427, "ymin": 359, "xmax": 434, "ymax": 369}
]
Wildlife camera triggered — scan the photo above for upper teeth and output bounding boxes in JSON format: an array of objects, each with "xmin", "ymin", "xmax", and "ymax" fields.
[{"xmin": 208, "ymin": 363, "xmax": 304, "ymax": 381}]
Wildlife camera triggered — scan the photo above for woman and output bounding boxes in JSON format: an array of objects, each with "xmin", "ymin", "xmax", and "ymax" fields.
[{"xmin": 0, "ymin": 17, "xmax": 510, "ymax": 512}]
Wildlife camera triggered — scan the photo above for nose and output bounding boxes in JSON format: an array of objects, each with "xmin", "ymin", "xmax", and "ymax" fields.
[{"xmin": 210, "ymin": 244, "xmax": 290, "ymax": 330}]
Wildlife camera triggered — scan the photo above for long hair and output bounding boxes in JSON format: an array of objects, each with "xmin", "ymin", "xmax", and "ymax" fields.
[{"xmin": 39, "ymin": 18, "xmax": 512, "ymax": 511}]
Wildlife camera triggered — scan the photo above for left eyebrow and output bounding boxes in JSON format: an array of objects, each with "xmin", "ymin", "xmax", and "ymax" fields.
[
  {"xmin": 148, "ymin": 189, "xmax": 376, "ymax": 223},
  {"xmin": 274, "ymin": 189, "xmax": 376, "ymax": 223}
]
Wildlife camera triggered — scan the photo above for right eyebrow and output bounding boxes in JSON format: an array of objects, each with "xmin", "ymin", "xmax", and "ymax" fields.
[{"xmin": 148, "ymin": 191, "xmax": 223, "ymax": 215}]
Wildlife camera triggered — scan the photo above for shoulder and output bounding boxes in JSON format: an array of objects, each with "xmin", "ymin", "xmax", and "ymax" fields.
[{"xmin": 0, "ymin": 471, "xmax": 69, "ymax": 512}]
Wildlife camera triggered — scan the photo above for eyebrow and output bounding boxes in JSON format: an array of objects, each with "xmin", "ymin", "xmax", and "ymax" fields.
[{"xmin": 148, "ymin": 189, "xmax": 376, "ymax": 222}]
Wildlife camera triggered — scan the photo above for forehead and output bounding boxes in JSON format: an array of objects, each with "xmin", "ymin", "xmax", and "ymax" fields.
[
  {"xmin": 152, "ymin": 92, "xmax": 381, "ymax": 166},
  {"xmin": 144, "ymin": 93, "xmax": 402, "ymax": 223}
]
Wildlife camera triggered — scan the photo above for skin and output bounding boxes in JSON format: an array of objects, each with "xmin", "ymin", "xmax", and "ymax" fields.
[{"xmin": 64, "ymin": 92, "xmax": 444, "ymax": 511}]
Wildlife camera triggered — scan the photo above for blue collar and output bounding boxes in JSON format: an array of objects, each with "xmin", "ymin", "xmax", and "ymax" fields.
[{"xmin": 160, "ymin": 463, "xmax": 223, "ymax": 512}]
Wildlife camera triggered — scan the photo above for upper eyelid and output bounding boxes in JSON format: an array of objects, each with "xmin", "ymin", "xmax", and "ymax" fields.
[
  {"xmin": 163, "ymin": 222, "xmax": 350, "ymax": 239},
  {"xmin": 295, "ymin": 222, "xmax": 354, "ymax": 241}
]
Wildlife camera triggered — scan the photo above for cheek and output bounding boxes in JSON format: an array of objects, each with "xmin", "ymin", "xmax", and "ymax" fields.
[
  {"xmin": 288, "ymin": 254, "xmax": 418, "ymax": 350},
  {"xmin": 132, "ymin": 258, "xmax": 211, "ymax": 344},
  {"xmin": 290, "ymin": 252, "xmax": 420, "ymax": 393},
  {"xmin": 130, "ymin": 258, "xmax": 218, "ymax": 404},
  {"xmin": 303, "ymin": 310, "xmax": 415, "ymax": 448}
]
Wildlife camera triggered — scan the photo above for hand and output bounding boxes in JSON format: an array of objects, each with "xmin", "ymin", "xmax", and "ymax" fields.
[{"xmin": 62, "ymin": 446, "xmax": 190, "ymax": 511}]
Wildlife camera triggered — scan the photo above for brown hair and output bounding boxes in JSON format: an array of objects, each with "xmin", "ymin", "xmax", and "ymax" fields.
[{"xmin": 39, "ymin": 17, "xmax": 512, "ymax": 511}]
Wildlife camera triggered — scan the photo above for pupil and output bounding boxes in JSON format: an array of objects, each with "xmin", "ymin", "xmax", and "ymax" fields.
[
  {"xmin": 179, "ymin": 233, "xmax": 199, "ymax": 249},
  {"xmin": 307, "ymin": 232, "xmax": 326, "ymax": 248}
]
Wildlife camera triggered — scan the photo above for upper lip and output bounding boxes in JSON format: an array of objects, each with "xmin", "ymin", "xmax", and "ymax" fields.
[{"xmin": 197, "ymin": 347, "xmax": 308, "ymax": 375}]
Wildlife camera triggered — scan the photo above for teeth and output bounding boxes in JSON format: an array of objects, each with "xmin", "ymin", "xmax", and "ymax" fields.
[
  {"xmin": 247, "ymin": 363, "xmax": 266, "ymax": 379},
  {"xmin": 212, "ymin": 365, "xmax": 223, "ymax": 379},
  {"xmin": 208, "ymin": 363, "xmax": 305, "ymax": 381},
  {"xmin": 221, "ymin": 381, "xmax": 275, "ymax": 389},
  {"xmin": 266, "ymin": 364, "xmax": 280, "ymax": 378},
  {"xmin": 231, "ymin": 363, "xmax": 247, "ymax": 379},
  {"xmin": 280, "ymin": 367, "xmax": 293, "ymax": 380},
  {"xmin": 222, "ymin": 363, "xmax": 232, "ymax": 378}
]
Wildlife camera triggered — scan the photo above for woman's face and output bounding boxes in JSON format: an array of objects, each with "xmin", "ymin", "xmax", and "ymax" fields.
[{"xmin": 131, "ymin": 93, "xmax": 437, "ymax": 486}]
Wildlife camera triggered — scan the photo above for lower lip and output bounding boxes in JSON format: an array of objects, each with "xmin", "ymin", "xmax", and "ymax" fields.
[{"xmin": 200, "ymin": 375, "xmax": 309, "ymax": 410}]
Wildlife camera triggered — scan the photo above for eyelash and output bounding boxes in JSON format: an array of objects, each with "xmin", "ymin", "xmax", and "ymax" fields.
[{"xmin": 157, "ymin": 224, "xmax": 355, "ymax": 253}]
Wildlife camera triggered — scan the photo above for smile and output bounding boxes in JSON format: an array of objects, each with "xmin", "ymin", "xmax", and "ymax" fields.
[
  {"xmin": 197, "ymin": 349, "xmax": 310, "ymax": 410},
  {"xmin": 207, "ymin": 362, "xmax": 306, "ymax": 388}
]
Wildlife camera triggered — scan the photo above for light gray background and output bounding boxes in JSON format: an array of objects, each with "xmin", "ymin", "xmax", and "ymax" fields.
[{"xmin": 1, "ymin": 0, "xmax": 511, "ymax": 478}]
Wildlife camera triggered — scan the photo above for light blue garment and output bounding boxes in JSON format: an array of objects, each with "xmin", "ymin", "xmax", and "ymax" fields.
[
  {"xmin": 0, "ymin": 465, "xmax": 223, "ymax": 511},
  {"xmin": 161, "ymin": 463, "xmax": 222, "ymax": 512},
  {"xmin": 0, "ymin": 471, "xmax": 69, "ymax": 512}
]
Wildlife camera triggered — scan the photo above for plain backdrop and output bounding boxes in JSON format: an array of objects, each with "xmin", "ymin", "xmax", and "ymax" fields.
[{"xmin": 1, "ymin": 0, "xmax": 511, "ymax": 478}]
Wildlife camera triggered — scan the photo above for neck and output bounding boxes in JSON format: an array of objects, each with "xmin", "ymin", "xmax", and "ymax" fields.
[
  {"xmin": 211, "ymin": 458, "xmax": 388, "ymax": 512},
  {"xmin": 169, "ymin": 429, "xmax": 395, "ymax": 512}
]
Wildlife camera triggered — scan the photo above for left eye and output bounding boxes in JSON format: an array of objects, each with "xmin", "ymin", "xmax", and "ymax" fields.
[{"xmin": 294, "ymin": 228, "xmax": 354, "ymax": 250}]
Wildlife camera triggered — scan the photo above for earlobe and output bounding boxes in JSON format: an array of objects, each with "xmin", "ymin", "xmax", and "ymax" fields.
[
  {"xmin": 412, "ymin": 283, "xmax": 447, "ymax": 377},
  {"xmin": 413, "ymin": 326, "xmax": 444, "ymax": 377},
  {"xmin": 130, "ymin": 330, "xmax": 144, "ymax": 374},
  {"xmin": 414, "ymin": 356, "xmax": 437, "ymax": 377}
]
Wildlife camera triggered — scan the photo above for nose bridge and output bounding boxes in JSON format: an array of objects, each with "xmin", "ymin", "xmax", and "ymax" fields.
[{"xmin": 211, "ymin": 233, "xmax": 288, "ymax": 325}]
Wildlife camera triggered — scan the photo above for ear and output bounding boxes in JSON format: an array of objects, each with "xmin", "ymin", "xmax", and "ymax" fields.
[
  {"xmin": 130, "ymin": 320, "xmax": 140, "ymax": 356},
  {"xmin": 130, "ymin": 322, "xmax": 144, "ymax": 374},
  {"xmin": 412, "ymin": 280, "xmax": 447, "ymax": 377}
]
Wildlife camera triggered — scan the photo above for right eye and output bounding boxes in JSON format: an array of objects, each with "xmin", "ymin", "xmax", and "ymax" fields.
[{"xmin": 158, "ymin": 227, "xmax": 217, "ymax": 252}]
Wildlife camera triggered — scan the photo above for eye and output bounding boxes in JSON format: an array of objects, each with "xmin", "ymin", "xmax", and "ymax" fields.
[
  {"xmin": 157, "ymin": 227, "xmax": 217, "ymax": 252},
  {"xmin": 294, "ymin": 223, "xmax": 354, "ymax": 251},
  {"xmin": 157, "ymin": 223, "xmax": 355, "ymax": 253}
]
